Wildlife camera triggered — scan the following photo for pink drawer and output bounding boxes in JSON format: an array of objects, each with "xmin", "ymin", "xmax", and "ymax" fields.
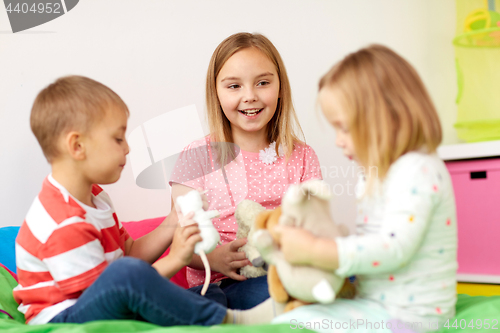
[{"xmin": 446, "ymin": 158, "xmax": 500, "ymax": 281}]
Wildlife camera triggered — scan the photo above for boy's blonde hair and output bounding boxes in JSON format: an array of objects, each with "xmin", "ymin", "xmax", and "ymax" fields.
[
  {"xmin": 206, "ymin": 32, "xmax": 303, "ymax": 160},
  {"xmin": 319, "ymin": 44, "xmax": 442, "ymax": 190},
  {"xmin": 31, "ymin": 75, "xmax": 129, "ymax": 163}
]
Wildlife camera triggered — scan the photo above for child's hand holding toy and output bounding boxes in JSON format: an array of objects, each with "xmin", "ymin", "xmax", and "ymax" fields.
[
  {"xmin": 169, "ymin": 212, "xmax": 203, "ymax": 268},
  {"xmin": 274, "ymin": 225, "xmax": 339, "ymax": 271},
  {"xmin": 206, "ymin": 238, "xmax": 251, "ymax": 281},
  {"xmin": 176, "ymin": 190, "xmax": 221, "ymax": 295}
]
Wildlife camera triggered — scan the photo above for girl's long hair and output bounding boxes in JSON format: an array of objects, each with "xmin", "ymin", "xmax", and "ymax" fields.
[{"xmin": 319, "ymin": 44, "xmax": 442, "ymax": 193}]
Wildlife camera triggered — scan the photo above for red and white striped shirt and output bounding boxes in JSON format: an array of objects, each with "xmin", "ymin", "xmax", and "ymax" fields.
[{"xmin": 13, "ymin": 175, "xmax": 130, "ymax": 324}]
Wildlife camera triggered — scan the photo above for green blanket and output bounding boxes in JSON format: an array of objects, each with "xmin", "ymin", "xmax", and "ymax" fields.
[
  {"xmin": 2, "ymin": 265, "xmax": 500, "ymax": 332},
  {"xmin": 0, "ymin": 267, "xmax": 308, "ymax": 332}
]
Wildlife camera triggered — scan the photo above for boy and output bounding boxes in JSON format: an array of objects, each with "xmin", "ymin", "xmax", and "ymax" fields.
[{"xmin": 13, "ymin": 76, "xmax": 229, "ymax": 326}]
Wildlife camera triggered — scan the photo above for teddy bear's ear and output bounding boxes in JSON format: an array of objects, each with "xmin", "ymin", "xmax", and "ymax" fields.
[
  {"xmin": 255, "ymin": 210, "xmax": 273, "ymax": 230},
  {"xmin": 301, "ymin": 180, "xmax": 332, "ymax": 201}
]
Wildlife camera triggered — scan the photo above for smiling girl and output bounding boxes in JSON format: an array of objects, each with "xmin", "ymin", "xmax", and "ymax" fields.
[{"xmin": 169, "ymin": 32, "xmax": 322, "ymax": 310}]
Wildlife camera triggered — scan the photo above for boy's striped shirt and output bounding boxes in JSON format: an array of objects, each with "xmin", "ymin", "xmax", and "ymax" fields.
[{"xmin": 13, "ymin": 175, "xmax": 130, "ymax": 324}]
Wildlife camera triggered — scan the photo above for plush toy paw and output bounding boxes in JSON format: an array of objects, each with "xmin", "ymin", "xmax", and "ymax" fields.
[
  {"xmin": 284, "ymin": 299, "xmax": 310, "ymax": 313},
  {"xmin": 312, "ymin": 278, "xmax": 336, "ymax": 304}
]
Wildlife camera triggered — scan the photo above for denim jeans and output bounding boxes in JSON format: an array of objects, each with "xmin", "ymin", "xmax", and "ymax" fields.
[
  {"xmin": 49, "ymin": 257, "xmax": 226, "ymax": 326},
  {"xmin": 188, "ymin": 275, "xmax": 269, "ymax": 310}
]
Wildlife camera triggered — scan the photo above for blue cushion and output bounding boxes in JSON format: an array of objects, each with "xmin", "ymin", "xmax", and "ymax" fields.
[{"xmin": 0, "ymin": 227, "xmax": 20, "ymax": 273}]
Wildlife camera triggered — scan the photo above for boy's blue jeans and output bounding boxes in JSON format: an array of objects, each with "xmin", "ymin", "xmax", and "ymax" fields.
[
  {"xmin": 188, "ymin": 275, "xmax": 270, "ymax": 310},
  {"xmin": 49, "ymin": 257, "xmax": 227, "ymax": 326}
]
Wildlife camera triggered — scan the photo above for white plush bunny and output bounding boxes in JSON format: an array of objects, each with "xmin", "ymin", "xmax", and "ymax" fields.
[
  {"xmin": 253, "ymin": 180, "xmax": 350, "ymax": 311},
  {"xmin": 176, "ymin": 190, "xmax": 220, "ymax": 295}
]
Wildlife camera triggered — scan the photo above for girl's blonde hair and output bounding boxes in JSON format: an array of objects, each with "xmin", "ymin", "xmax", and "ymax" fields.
[
  {"xmin": 206, "ymin": 32, "xmax": 303, "ymax": 162},
  {"xmin": 319, "ymin": 44, "xmax": 442, "ymax": 191}
]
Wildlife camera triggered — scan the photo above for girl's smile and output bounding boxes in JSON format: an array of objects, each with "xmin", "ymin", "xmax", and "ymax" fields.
[
  {"xmin": 238, "ymin": 108, "xmax": 263, "ymax": 117},
  {"xmin": 216, "ymin": 47, "xmax": 280, "ymax": 149}
]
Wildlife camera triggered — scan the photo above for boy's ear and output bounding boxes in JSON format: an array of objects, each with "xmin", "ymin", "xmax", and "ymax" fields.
[{"xmin": 65, "ymin": 131, "xmax": 86, "ymax": 160}]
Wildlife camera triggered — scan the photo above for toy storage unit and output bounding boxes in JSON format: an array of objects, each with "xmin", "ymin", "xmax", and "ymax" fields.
[
  {"xmin": 438, "ymin": 140, "xmax": 500, "ymax": 283},
  {"xmin": 453, "ymin": 0, "xmax": 500, "ymax": 142}
]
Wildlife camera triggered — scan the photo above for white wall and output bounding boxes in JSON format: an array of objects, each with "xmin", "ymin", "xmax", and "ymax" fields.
[{"xmin": 0, "ymin": 0, "xmax": 458, "ymax": 228}]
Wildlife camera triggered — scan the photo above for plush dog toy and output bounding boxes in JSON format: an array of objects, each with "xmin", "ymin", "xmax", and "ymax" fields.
[
  {"xmin": 176, "ymin": 190, "xmax": 220, "ymax": 296},
  {"xmin": 253, "ymin": 180, "xmax": 353, "ymax": 312},
  {"xmin": 235, "ymin": 200, "xmax": 267, "ymax": 278}
]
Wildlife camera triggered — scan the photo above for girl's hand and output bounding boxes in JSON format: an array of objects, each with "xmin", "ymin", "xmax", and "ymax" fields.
[
  {"xmin": 274, "ymin": 225, "xmax": 340, "ymax": 271},
  {"xmin": 169, "ymin": 213, "xmax": 203, "ymax": 266},
  {"xmin": 207, "ymin": 238, "xmax": 250, "ymax": 281},
  {"xmin": 274, "ymin": 225, "xmax": 317, "ymax": 265}
]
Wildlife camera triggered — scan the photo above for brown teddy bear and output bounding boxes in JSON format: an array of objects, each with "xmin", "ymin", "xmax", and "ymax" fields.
[{"xmin": 252, "ymin": 180, "xmax": 355, "ymax": 312}]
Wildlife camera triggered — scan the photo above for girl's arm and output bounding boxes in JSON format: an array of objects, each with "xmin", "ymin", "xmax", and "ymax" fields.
[
  {"xmin": 124, "ymin": 182, "xmax": 206, "ymax": 263},
  {"xmin": 278, "ymin": 155, "xmax": 451, "ymax": 278},
  {"xmin": 334, "ymin": 157, "xmax": 448, "ymax": 277}
]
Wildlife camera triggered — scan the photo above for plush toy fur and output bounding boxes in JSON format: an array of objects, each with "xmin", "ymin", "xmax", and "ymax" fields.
[
  {"xmin": 253, "ymin": 180, "xmax": 354, "ymax": 312},
  {"xmin": 235, "ymin": 200, "xmax": 267, "ymax": 278}
]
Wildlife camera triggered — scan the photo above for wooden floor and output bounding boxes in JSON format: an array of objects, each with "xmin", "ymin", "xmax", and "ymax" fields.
[{"xmin": 457, "ymin": 283, "xmax": 500, "ymax": 296}]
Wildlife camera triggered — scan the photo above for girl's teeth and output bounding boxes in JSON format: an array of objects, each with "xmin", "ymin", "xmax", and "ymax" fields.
[{"xmin": 241, "ymin": 109, "xmax": 261, "ymax": 115}]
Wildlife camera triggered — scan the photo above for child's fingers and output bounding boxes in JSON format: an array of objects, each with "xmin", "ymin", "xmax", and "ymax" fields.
[
  {"xmin": 226, "ymin": 272, "xmax": 247, "ymax": 281},
  {"xmin": 231, "ymin": 251, "xmax": 248, "ymax": 262},
  {"xmin": 182, "ymin": 223, "xmax": 200, "ymax": 238},
  {"xmin": 229, "ymin": 238, "xmax": 247, "ymax": 251},
  {"xmin": 187, "ymin": 234, "xmax": 203, "ymax": 246},
  {"xmin": 229, "ymin": 258, "xmax": 251, "ymax": 270}
]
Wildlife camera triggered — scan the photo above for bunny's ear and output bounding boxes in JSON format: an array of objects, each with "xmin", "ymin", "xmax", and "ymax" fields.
[
  {"xmin": 282, "ymin": 184, "xmax": 303, "ymax": 205},
  {"xmin": 300, "ymin": 180, "xmax": 332, "ymax": 201}
]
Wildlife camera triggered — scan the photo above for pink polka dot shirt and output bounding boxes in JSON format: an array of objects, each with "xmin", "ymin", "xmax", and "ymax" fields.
[{"xmin": 170, "ymin": 137, "xmax": 322, "ymax": 288}]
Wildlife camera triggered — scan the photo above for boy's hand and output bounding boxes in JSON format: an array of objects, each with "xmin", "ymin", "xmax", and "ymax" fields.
[
  {"xmin": 169, "ymin": 213, "xmax": 203, "ymax": 266},
  {"xmin": 274, "ymin": 225, "xmax": 316, "ymax": 265},
  {"xmin": 207, "ymin": 238, "xmax": 250, "ymax": 281}
]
